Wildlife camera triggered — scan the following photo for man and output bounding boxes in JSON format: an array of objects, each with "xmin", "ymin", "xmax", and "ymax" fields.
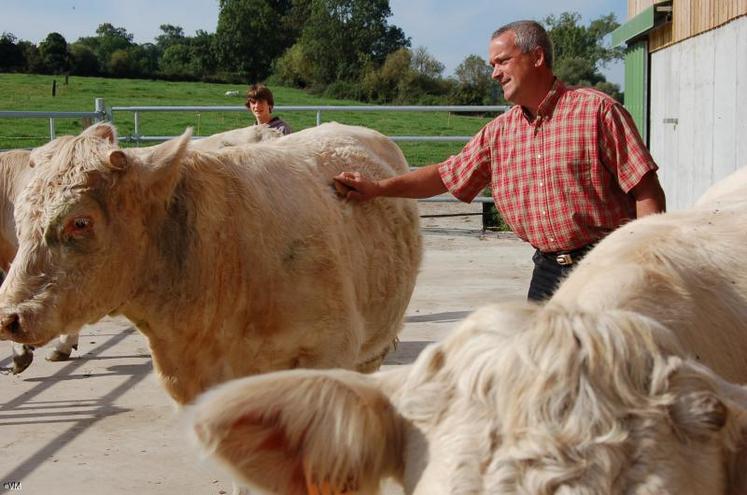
[
  {"xmin": 245, "ymin": 83, "xmax": 292, "ymax": 135},
  {"xmin": 334, "ymin": 20, "xmax": 666, "ymax": 302}
]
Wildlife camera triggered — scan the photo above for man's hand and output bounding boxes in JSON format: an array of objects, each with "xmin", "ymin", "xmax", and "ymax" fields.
[{"xmin": 333, "ymin": 172, "xmax": 381, "ymax": 201}]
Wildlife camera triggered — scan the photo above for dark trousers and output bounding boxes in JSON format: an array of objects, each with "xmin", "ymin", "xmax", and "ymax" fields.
[{"xmin": 527, "ymin": 246, "xmax": 593, "ymax": 302}]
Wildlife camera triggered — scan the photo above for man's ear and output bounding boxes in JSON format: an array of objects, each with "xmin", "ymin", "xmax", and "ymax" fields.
[
  {"xmin": 188, "ymin": 369, "xmax": 403, "ymax": 495},
  {"xmin": 532, "ymin": 45, "xmax": 545, "ymax": 68}
]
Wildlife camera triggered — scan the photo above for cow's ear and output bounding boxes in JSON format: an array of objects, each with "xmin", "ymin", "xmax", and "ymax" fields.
[
  {"xmin": 82, "ymin": 122, "xmax": 118, "ymax": 143},
  {"xmin": 188, "ymin": 370, "xmax": 403, "ymax": 495},
  {"xmin": 138, "ymin": 128, "xmax": 192, "ymax": 197}
]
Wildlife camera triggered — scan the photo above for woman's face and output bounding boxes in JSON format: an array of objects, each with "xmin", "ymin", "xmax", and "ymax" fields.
[{"xmin": 249, "ymin": 99, "xmax": 272, "ymax": 124}]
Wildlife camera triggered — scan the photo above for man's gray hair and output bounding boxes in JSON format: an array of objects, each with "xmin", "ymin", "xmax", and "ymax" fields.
[{"xmin": 492, "ymin": 20, "xmax": 554, "ymax": 70}]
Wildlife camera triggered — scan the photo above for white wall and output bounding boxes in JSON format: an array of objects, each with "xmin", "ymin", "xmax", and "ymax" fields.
[{"xmin": 649, "ymin": 15, "xmax": 747, "ymax": 210}]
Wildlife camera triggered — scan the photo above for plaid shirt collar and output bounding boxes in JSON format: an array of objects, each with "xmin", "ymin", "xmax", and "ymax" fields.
[{"xmin": 520, "ymin": 78, "xmax": 566, "ymax": 124}]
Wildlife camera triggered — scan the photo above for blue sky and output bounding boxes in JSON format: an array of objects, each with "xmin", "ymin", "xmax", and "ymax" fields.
[{"xmin": 1, "ymin": 0, "xmax": 628, "ymax": 86}]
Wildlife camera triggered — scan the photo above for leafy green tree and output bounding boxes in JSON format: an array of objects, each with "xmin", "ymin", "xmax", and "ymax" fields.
[
  {"xmin": 129, "ymin": 43, "xmax": 160, "ymax": 77},
  {"xmin": 109, "ymin": 48, "xmax": 135, "ymax": 77},
  {"xmin": 77, "ymin": 23, "xmax": 134, "ymax": 75},
  {"xmin": 273, "ymin": 42, "xmax": 313, "ymax": 87},
  {"xmin": 190, "ymin": 30, "xmax": 217, "ymax": 76},
  {"xmin": 160, "ymin": 44, "xmax": 194, "ymax": 76},
  {"xmin": 155, "ymin": 24, "xmax": 186, "ymax": 52},
  {"xmin": 0, "ymin": 33, "xmax": 25, "ymax": 71},
  {"xmin": 215, "ymin": 0, "xmax": 295, "ymax": 81},
  {"xmin": 544, "ymin": 12, "xmax": 624, "ymax": 99},
  {"xmin": 450, "ymin": 54, "xmax": 498, "ymax": 105},
  {"xmin": 68, "ymin": 42, "xmax": 100, "ymax": 75},
  {"xmin": 298, "ymin": 0, "xmax": 409, "ymax": 84},
  {"xmin": 18, "ymin": 40, "xmax": 44, "ymax": 73},
  {"xmin": 38, "ymin": 32, "xmax": 69, "ymax": 74},
  {"xmin": 411, "ymin": 46, "xmax": 444, "ymax": 79}
]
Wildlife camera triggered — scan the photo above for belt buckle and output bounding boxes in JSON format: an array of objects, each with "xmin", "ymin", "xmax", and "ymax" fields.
[{"xmin": 555, "ymin": 253, "xmax": 573, "ymax": 266}]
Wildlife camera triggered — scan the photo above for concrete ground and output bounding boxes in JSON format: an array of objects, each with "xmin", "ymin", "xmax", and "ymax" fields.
[{"xmin": 0, "ymin": 201, "xmax": 533, "ymax": 495}]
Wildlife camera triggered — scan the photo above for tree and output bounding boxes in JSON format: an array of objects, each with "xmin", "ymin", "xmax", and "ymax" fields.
[
  {"xmin": 543, "ymin": 12, "xmax": 624, "ymax": 99},
  {"xmin": 18, "ymin": 41, "xmax": 43, "ymax": 73},
  {"xmin": 0, "ymin": 33, "xmax": 25, "ymax": 72},
  {"xmin": 188, "ymin": 30, "xmax": 216, "ymax": 77},
  {"xmin": 214, "ymin": 0, "xmax": 295, "ymax": 81},
  {"xmin": 450, "ymin": 54, "xmax": 497, "ymax": 105},
  {"xmin": 160, "ymin": 44, "xmax": 194, "ymax": 77},
  {"xmin": 411, "ymin": 46, "xmax": 444, "ymax": 79},
  {"xmin": 155, "ymin": 24, "xmax": 186, "ymax": 52},
  {"xmin": 77, "ymin": 23, "xmax": 134, "ymax": 74},
  {"xmin": 38, "ymin": 32, "xmax": 69, "ymax": 74},
  {"xmin": 69, "ymin": 42, "xmax": 100, "ymax": 75},
  {"xmin": 298, "ymin": 0, "xmax": 409, "ymax": 84}
]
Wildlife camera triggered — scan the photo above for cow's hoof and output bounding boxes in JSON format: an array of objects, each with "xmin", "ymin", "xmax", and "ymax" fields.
[
  {"xmin": 46, "ymin": 349, "xmax": 72, "ymax": 362},
  {"xmin": 12, "ymin": 352, "xmax": 34, "ymax": 374}
]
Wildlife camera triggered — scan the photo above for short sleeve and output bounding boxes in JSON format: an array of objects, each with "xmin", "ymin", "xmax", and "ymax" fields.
[
  {"xmin": 437, "ymin": 126, "xmax": 493, "ymax": 203},
  {"xmin": 599, "ymin": 102, "xmax": 658, "ymax": 193}
]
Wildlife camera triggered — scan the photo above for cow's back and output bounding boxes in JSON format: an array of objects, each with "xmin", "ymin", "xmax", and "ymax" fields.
[
  {"xmin": 553, "ymin": 199, "xmax": 747, "ymax": 382},
  {"xmin": 224, "ymin": 123, "xmax": 421, "ymax": 370}
]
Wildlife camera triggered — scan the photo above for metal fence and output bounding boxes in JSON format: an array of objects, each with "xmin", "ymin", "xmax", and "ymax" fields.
[
  {"xmin": 109, "ymin": 103, "xmax": 508, "ymax": 145},
  {"xmin": 0, "ymin": 99, "xmax": 506, "ymax": 230}
]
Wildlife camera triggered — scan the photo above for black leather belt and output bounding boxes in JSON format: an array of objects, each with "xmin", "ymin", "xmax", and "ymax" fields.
[{"xmin": 538, "ymin": 244, "xmax": 594, "ymax": 266}]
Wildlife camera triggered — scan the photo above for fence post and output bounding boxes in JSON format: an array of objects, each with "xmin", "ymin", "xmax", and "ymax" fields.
[
  {"xmin": 316, "ymin": 110, "xmax": 322, "ymax": 126},
  {"xmin": 94, "ymin": 98, "xmax": 106, "ymax": 122},
  {"xmin": 49, "ymin": 118, "xmax": 56, "ymax": 140},
  {"xmin": 134, "ymin": 111, "xmax": 141, "ymax": 146}
]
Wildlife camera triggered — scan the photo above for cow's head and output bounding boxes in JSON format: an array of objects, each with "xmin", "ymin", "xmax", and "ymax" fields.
[
  {"xmin": 0, "ymin": 123, "xmax": 191, "ymax": 346},
  {"xmin": 188, "ymin": 304, "xmax": 747, "ymax": 494}
]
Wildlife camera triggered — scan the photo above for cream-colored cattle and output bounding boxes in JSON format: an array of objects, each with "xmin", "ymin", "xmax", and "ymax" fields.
[
  {"xmin": 189, "ymin": 166, "xmax": 747, "ymax": 494},
  {"xmin": 2, "ymin": 125, "xmax": 281, "ymax": 374},
  {"xmin": 0, "ymin": 122, "xmax": 421, "ymax": 405}
]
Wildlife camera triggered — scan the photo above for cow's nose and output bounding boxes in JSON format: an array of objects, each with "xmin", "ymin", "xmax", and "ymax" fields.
[{"xmin": 1, "ymin": 313, "xmax": 22, "ymax": 336}]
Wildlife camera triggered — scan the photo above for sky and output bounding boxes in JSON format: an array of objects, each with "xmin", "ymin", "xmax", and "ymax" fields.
[{"xmin": 1, "ymin": 0, "xmax": 628, "ymax": 87}]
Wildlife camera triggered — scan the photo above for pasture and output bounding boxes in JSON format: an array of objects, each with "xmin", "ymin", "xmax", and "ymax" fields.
[{"xmin": 0, "ymin": 74, "xmax": 497, "ymax": 166}]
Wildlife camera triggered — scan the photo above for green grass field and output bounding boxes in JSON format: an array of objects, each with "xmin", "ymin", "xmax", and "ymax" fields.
[{"xmin": 0, "ymin": 74, "xmax": 501, "ymax": 166}]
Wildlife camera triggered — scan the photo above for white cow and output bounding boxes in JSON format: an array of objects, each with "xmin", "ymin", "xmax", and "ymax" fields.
[
  {"xmin": 0, "ymin": 122, "xmax": 422, "ymax": 406},
  {"xmin": 189, "ymin": 166, "xmax": 747, "ymax": 494},
  {"xmin": 3, "ymin": 124, "xmax": 282, "ymax": 374}
]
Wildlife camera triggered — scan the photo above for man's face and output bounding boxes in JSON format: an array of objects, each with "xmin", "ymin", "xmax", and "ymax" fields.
[
  {"xmin": 488, "ymin": 31, "xmax": 542, "ymax": 106},
  {"xmin": 249, "ymin": 99, "xmax": 271, "ymax": 123}
]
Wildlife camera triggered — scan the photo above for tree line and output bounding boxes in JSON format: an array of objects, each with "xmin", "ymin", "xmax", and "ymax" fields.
[{"xmin": 0, "ymin": 0, "xmax": 623, "ymax": 104}]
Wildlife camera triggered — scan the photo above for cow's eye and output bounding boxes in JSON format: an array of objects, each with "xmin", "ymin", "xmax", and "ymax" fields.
[
  {"xmin": 63, "ymin": 216, "xmax": 94, "ymax": 240},
  {"xmin": 73, "ymin": 218, "xmax": 90, "ymax": 230}
]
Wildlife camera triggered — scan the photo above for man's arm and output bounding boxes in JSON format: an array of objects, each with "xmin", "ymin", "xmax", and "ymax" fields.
[
  {"xmin": 334, "ymin": 163, "xmax": 447, "ymax": 201},
  {"xmin": 631, "ymin": 171, "xmax": 666, "ymax": 217}
]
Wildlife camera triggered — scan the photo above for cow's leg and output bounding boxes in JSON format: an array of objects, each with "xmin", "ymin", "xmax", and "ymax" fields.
[
  {"xmin": 11, "ymin": 343, "xmax": 34, "ymax": 374},
  {"xmin": 46, "ymin": 333, "xmax": 79, "ymax": 362}
]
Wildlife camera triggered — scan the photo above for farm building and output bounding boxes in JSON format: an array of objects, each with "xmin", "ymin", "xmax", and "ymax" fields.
[{"xmin": 612, "ymin": 0, "xmax": 747, "ymax": 209}]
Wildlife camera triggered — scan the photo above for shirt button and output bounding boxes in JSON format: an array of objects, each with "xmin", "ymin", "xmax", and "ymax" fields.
[
  {"xmin": 536, "ymin": 153, "xmax": 541, "ymax": 159},
  {"xmin": 549, "ymin": 237, "xmax": 554, "ymax": 242},
  {"xmin": 539, "ymin": 181, "xmax": 543, "ymax": 187}
]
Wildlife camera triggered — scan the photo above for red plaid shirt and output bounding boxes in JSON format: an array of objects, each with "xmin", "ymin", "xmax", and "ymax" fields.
[{"xmin": 439, "ymin": 80, "xmax": 658, "ymax": 252}]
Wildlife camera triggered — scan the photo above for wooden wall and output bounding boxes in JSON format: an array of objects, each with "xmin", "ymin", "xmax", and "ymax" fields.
[{"xmin": 628, "ymin": 0, "xmax": 747, "ymax": 51}]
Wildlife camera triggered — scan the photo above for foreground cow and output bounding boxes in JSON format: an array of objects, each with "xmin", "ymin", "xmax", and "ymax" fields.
[
  {"xmin": 188, "ymin": 166, "xmax": 747, "ymax": 494},
  {"xmin": 0, "ymin": 122, "xmax": 421, "ymax": 404},
  {"xmin": 2, "ymin": 124, "xmax": 283, "ymax": 374}
]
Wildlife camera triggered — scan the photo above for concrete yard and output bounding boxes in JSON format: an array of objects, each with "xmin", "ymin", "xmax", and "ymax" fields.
[{"xmin": 0, "ymin": 202, "xmax": 533, "ymax": 495}]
